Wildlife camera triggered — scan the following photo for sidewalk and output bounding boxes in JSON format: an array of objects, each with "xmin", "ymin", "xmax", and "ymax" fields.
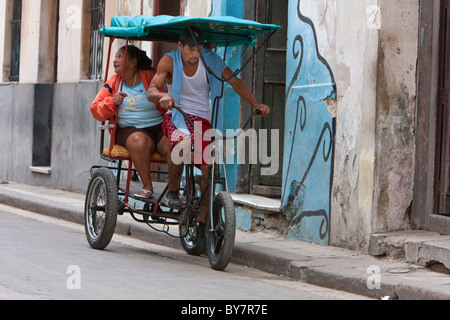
[{"xmin": 1, "ymin": 181, "xmax": 450, "ymax": 300}]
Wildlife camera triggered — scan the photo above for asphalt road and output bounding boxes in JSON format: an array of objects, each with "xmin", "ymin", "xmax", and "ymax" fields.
[{"xmin": 0, "ymin": 204, "xmax": 370, "ymax": 302}]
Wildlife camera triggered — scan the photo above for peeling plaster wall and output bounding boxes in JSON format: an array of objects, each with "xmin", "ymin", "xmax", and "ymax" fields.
[
  {"xmin": 118, "ymin": 0, "xmax": 153, "ymax": 16},
  {"xmin": 330, "ymin": 0, "xmax": 380, "ymax": 249},
  {"xmin": 182, "ymin": 0, "xmax": 212, "ymax": 16},
  {"xmin": 373, "ymin": 0, "xmax": 418, "ymax": 233},
  {"xmin": 328, "ymin": 0, "xmax": 419, "ymax": 250}
]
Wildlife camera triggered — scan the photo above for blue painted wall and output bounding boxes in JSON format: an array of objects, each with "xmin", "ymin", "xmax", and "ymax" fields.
[
  {"xmin": 210, "ymin": 0, "xmax": 336, "ymax": 246},
  {"xmin": 210, "ymin": 0, "xmax": 244, "ymax": 193},
  {"xmin": 282, "ymin": 0, "xmax": 336, "ymax": 245}
]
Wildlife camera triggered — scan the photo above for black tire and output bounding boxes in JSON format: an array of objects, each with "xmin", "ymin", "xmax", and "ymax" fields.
[
  {"xmin": 84, "ymin": 168, "xmax": 119, "ymax": 250},
  {"xmin": 206, "ymin": 192, "xmax": 236, "ymax": 271},
  {"xmin": 180, "ymin": 175, "xmax": 206, "ymax": 256},
  {"xmin": 180, "ymin": 222, "xmax": 207, "ymax": 256}
]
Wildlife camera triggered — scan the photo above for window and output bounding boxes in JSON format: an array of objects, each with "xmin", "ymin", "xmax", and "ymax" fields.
[
  {"xmin": 88, "ymin": 0, "xmax": 105, "ymax": 79},
  {"xmin": 9, "ymin": 0, "xmax": 22, "ymax": 81}
]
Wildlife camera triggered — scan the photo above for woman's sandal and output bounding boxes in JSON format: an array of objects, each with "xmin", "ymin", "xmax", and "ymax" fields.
[{"xmin": 134, "ymin": 189, "xmax": 154, "ymax": 199}]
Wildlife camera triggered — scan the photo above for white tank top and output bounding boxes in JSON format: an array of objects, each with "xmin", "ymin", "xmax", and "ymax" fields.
[{"xmin": 168, "ymin": 60, "xmax": 211, "ymax": 121}]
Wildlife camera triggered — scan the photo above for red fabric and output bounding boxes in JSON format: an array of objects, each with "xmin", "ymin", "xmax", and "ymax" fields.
[{"xmin": 162, "ymin": 112, "xmax": 213, "ymax": 166}]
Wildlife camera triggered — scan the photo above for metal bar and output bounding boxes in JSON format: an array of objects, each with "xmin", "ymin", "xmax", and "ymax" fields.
[
  {"xmin": 103, "ymin": 36, "xmax": 115, "ymax": 83},
  {"xmin": 210, "ymin": 151, "xmax": 215, "ymax": 231},
  {"xmin": 124, "ymin": 160, "xmax": 133, "ymax": 205},
  {"xmin": 116, "ymin": 160, "xmax": 123, "ymax": 187},
  {"xmin": 108, "ymin": 38, "xmax": 129, "ymax": 159}
]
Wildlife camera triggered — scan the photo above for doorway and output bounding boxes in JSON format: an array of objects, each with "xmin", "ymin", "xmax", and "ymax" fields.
[
  {"xmin": 437, "ymin": 0, "xmax": 450, "ymax": 216},
  {"xmin": 152, "ymin": 0, "xmax": 181, "ymax": 65},
  {"xmin": 413, "ymin": 0, "xmax": 450, "ymax": 234},
  {"xmin": 251, "ymin": 0, "xmax": 288, "ymax": 198}
]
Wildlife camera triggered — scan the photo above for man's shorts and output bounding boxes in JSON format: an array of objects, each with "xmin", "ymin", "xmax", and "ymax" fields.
[{"xmin": 162, "ymin": 112, "xmax": 212, "ymax": 166}]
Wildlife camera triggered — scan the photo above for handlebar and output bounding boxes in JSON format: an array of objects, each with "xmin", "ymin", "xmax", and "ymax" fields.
[{"xmin": 172, "ymin": 104, "xmax": 260, "ymax": 140}]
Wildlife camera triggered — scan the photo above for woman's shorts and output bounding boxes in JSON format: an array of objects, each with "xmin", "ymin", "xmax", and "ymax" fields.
[{"xmin": 116, "ymin": 123, "xmax": 164, "ymax": 148}]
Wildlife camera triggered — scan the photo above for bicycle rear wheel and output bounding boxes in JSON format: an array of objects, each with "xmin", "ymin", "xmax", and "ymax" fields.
[
  {"xmin": 180, "ymin": 221, "xmax": 207, "ymax": 256},
  {"xmin": 84, "ymin": 168, "xmax": 119, "ymax": 250},
  {"xmin": 206, "ymin": 192, "xmax": 236, "ymax": 271}
]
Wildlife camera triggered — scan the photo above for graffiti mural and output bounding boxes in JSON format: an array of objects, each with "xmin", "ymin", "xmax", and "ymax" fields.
[{"xmin": 282, "ymin": 0, "xmax": 336, "ymax": 244}]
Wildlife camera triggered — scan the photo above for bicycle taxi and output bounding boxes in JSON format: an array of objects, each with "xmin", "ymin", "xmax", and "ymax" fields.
[{"xmin": 84, "ymin": 14, "xmax": 281, "ymax": 271}]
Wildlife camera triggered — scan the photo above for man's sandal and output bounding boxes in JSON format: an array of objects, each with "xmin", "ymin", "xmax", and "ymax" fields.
[{"xmin": 134, "ymin": 190, "xmax": 154, "ymax": 199}]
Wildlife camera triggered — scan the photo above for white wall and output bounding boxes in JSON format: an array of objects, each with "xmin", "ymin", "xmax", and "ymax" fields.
[
  {"xmin": 295, "ymin": 0, "xmax": 419, "ymax": 249},
  {"xmin": 19, "ymin": 0, "xmax": 41, "ymax": 83},
  {"xmin": 57, "ymin": 0, "xmax": 83, "ymax": 82}
]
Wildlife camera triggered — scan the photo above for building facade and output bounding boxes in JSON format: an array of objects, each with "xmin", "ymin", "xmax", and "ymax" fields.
[{"xmin": 0, "ymin": 0, "xmax": 448, "ymax": 251}]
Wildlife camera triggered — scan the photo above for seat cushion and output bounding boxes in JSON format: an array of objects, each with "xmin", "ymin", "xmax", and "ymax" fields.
[{"xmin": 103, "ymin": 145, "xmax": 167, "ymax": 163}]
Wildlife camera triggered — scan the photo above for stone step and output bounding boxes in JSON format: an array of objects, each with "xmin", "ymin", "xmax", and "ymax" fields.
[
  {"xmin": 230, "ymin": 193, "xmax": 283, "ymax": 232},
  {"xmin": 369, "ymin": 230, "xmax": 450, "ymax": 272}
]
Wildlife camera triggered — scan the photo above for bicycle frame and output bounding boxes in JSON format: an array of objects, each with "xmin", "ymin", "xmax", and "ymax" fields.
[
  {"xmin": 96, "ymin": 30, "xmax": 264, "ymax": 232},
  {"xmin": 86, "ymin": 15, "xmax": 281, "ymax": 269}
]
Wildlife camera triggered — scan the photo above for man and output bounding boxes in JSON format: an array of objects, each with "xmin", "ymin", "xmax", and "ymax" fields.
[{"xmin": 147, "ymin": 27, "xmax": 269, "ymax": 228}]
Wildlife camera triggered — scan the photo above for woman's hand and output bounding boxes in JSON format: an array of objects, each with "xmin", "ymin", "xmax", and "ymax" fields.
[{"xmin": 113, "ymin": 92, "xmax": 128, "ymax": 106}]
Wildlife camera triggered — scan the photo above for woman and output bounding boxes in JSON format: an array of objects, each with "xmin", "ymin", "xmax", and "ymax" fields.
[{"xmin": 91, "ymin": 45, "xmax": 169, "ymax": 199}]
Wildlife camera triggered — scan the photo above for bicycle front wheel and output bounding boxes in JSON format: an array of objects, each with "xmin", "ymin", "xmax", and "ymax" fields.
[
  {"xmin": 206, "ymin": 192, "xmax": 236, "ymax": 271},
  {"xmin": 180, "ymin": 175, "xmax": 206, "ymax": 256}
]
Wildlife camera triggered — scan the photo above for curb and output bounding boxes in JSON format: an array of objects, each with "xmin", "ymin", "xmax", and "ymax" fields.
[{"xmin": 1, "ymin": 186, "xmax": 450, "ymax": 300}]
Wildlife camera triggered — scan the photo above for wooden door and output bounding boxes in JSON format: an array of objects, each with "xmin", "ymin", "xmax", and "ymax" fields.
[
  {"xmin": 437, "ymin": 0, "xmax": 450, "ymax": 216},
  {"xmin": 152, "ymin": 0, "xmax": 180, "ymax": 65},
  {"xmin": 251, "ymin": 0, "xmax": 288, "ymax": 198}
]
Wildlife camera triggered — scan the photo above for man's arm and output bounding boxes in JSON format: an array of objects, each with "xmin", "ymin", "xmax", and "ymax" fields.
[
  {"xmin": 223, "ymin": 67, "xmax": 270, "ymax": 116},
  {"xmin": 147, "ymin": 55, "xmax": 175, "ymax": 110}
]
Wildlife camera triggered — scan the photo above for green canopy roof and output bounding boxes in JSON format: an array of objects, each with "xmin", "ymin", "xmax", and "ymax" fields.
[{"xmin": 100, "ymin": 15, "xmax": 282, "ymax": 47}]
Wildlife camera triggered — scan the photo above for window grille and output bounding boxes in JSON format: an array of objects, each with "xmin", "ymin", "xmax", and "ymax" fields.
[
  {"xmin": 9, "ymin": 0, "xmax": 22, "ymax": 82},
  {"xmin": 88, "ymin": 0, "xmax": 105, "ymax": 79}
]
